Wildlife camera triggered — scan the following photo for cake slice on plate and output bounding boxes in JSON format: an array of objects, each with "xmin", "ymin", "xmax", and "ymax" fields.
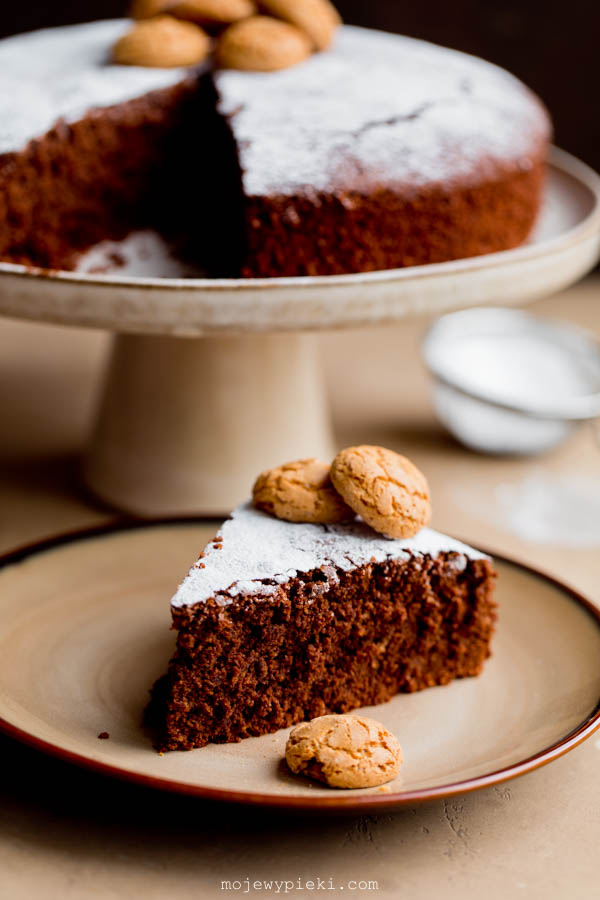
[{"xmin": 150, "ymin": 490, "xmax": 497, "ymax": 751}]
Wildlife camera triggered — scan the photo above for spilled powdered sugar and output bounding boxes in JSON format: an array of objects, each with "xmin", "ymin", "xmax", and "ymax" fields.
[
  {"xmin": 493, "ymin": 472, "xmax": 600, "ymax": 548},
  {"xmin": 171, "ymin": 502, "xmax": 487, "ymax": 608},
  {"xmin": 76, "ymin": 230, "xmax": 206, "ymax": 277},
  {"xmin": 0, "ymin": 21, "xmax": 548, "ymax": 199}
]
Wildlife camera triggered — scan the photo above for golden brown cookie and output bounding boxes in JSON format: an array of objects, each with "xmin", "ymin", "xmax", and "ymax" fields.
[
  {"xmin": 170, "ymin": 0, "xmax": 256, "ymax": 28},
  {"xmin": 258, "ymin": 0, "xmax": 341, "ymax": 50},
  {"xmin": 215, "ymin": 16, "xmax": 312, "ymax": 71},
  {"xmin": 330, "ymin": 445, "xmax": 432, "ymax": 539},
  {"xmin": 285, "ymin": 714, "xmax": 403, "ymax": 789},
  {"xmin": 130, "ymin": 0, "xmax": 176, "ymax": 20},
  {"xmin": 252, "ymin": 458, "xmax": 354, "ymax": 523},
  {"xmin": 113, "ymin": 16, "xmax": 211, "ymax": 67}
]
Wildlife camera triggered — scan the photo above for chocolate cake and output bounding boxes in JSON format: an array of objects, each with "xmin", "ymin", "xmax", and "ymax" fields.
[
  {"xmin": 150, "ymin": 503, "xmax": 497, "ymax": 751},
  {"xmin": 0, "ymin": 20, "xmax": 551, "ymax": 277}
]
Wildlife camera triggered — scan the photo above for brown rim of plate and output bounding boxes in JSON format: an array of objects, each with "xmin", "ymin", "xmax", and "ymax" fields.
[{"xmin": 0, "ymin": 517, "xmax": 599, "ymax": 813}]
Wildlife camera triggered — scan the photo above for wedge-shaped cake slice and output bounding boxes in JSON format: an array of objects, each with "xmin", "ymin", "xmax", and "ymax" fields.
[{"xmin": 149, "ymin": 503, "xmax": 497, "ymax": 751}]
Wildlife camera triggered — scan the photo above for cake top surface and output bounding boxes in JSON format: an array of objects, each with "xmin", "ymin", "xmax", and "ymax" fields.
[
  {"xmin": 0, "ymin": 20, "xmax": 549, "ymax": 196},
  {"xmin": 0, "ymin": 20, "xmax": 186, "ymax": 156},
  {"xmin": 217, "ymin": 25, "xmax": 550, "ymax": 195},
  {"xmin": 171, "ymin": 502, "xmax": 487, "ymax": 608}
]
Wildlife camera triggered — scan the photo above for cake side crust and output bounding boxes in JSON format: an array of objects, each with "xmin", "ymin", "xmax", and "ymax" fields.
[{"xmin": 238, "ymin": 159, "xmax": 546, "ymax": 276}]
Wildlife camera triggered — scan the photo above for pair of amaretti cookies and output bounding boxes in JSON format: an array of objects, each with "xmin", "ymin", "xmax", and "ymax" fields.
[{"xmin": 252, "ymin": 445, "xmax": 432, "ymax": 538}]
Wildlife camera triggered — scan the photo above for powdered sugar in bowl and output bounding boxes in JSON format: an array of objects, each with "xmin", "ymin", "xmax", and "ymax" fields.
[{"xmin": 422, "ymin": 308, "xmax": 600, "ymax": 455}]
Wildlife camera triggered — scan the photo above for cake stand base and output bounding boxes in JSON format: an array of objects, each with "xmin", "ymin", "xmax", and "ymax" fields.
[{"xmin": 83, "ymin": 332, "xmax": 335, "ymax": 516}]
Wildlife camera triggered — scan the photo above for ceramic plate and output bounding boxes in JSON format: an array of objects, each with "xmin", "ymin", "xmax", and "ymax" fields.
[{"xmin": 0, "ymin": 521, "xmax": 599, "ymax": 812}]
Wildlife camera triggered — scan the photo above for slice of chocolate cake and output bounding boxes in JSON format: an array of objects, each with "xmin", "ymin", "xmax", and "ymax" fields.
[{"xmin": 151, "ymin": 502, "xmax": 497, "ymax": 751}]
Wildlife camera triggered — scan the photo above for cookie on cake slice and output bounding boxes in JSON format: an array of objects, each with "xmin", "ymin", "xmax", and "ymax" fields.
[{"xmin": 148, "ymin": 450, "xmax": 497, "ymax": 752}]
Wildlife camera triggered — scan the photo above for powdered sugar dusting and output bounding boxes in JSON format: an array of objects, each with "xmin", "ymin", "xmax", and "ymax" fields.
[
  {"xmin": 76, "ymin": 230, "xmax": 206, "ymax": 276},
  {"xmin": 491, "ymin": 473, "xmax": 600, "ymax": 548},
  {"xmin": 0, "ymin": 21, "xmax": 548, "ymax": 198},
  {"xmin": 216, "ymin": 26, "xmax": 550, "ymax": 196},
  {"xmin": 171, "ymin": 502, "xmax": 487, "ymax": 608},
  {"xmin": 0, "ymin": 20, "xmax": 189, "ymax": 155}
]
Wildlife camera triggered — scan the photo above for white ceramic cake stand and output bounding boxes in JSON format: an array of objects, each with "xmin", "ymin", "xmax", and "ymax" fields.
[{"xmin": 1, "ymin": 147, "xmax": 599, "ymax": 516}]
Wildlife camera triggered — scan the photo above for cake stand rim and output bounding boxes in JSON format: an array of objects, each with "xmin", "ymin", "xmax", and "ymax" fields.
[
  {"xmin": 0, "ymin": 145, "xmax": 598, "ymax": 336},
  {"xmin": 0, "ymin": 146, "xmax": 597, "ymax": 288}
]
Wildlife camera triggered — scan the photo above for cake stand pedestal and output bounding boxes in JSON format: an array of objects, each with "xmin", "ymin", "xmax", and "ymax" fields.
[
  {"xmin": 1, "ymin": 148, "xmax": 599, "ymax": 515},
  {"xmin": 83, "ymin": 332, "xmax": 334, "ymax": 515}
]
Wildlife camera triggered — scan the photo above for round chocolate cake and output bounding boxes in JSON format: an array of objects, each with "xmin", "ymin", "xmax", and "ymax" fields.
[{"xmin": 0, "ymin": 20, "xmax": 551, "ymax": 277}]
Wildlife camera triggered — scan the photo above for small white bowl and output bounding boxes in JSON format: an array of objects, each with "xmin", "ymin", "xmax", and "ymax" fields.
[{"xmin": 422, "ymin": 308, "xmax": 600, "ymax": 455}]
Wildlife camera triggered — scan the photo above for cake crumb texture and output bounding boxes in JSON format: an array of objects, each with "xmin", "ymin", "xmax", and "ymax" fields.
[{"xmin": 150, "ymin": 549, "xmax": 497, "ymax": 751}]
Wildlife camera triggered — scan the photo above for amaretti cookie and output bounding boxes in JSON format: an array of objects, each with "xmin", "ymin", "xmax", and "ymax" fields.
[
  {"xmin": 285, "ymin": 714, "xmax": 403, "ymax": 788},
  {"xmin": 330, "ymin": 446, "xmax": 432, "ymax": 539},
  {"xmin": 252, "ymin": 458, "xmax": 354, "ymax": 523}
]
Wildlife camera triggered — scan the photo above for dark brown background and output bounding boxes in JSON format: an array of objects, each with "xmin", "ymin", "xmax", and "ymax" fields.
[{"xmin": 2, "ymin": 1, "xmax": 598, "ymax": 173}]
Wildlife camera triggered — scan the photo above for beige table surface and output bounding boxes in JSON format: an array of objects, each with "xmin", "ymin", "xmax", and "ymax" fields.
[{"xmin": 1, "ymin": 278, "xmax": 599, "ymax": 899}]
